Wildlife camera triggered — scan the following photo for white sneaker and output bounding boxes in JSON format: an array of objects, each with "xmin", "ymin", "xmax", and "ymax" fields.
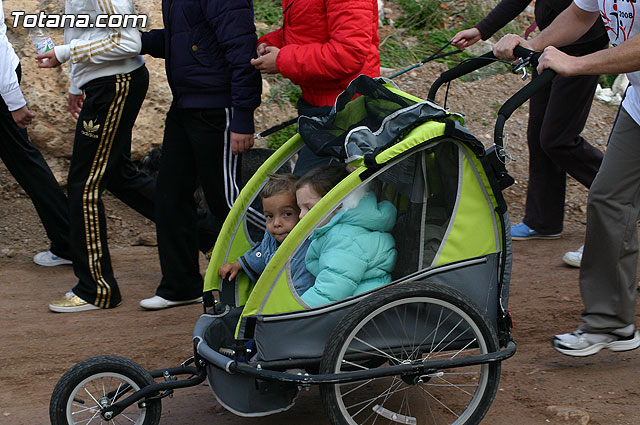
[
  {"xmin": 562, "ymin": 245, "xmax": 583, "ymax": 268},
  {"xmin": 139, "ymin": 295, "xmax": 202, "ymax": 310},
  {"xmin": 552, "ymin": 324, "xmax": 640, "ymax": 357},
  {"xmin": 33, "ymin": 250, "xmax": 72, "ymax": 267}
]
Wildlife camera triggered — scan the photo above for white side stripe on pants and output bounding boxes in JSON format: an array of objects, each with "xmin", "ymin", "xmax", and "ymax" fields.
[{"xmin": 223, "ymin": 108, "xmax": 265, "ymax": 230}]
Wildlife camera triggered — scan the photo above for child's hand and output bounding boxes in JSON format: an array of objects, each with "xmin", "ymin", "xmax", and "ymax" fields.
[
  {"xmin": 35, "ymin": 50, "xmax": 61, "ymax": 68},
  {"xmin": 451, "ymin": 28, "xmax": 482, "ymax": 50},
  {"xmin": 250, "ymin": 46, "xmax": 280, "ymax": 74},
  {"xmin": 219, "ymin": 261, "xmax": 242, "ymax": 280},
  {"xmin": 68, "ymin": 93, "xmax": 85, "ymax": 119},
  {"xmin": 11, "ymin": 105, "xmax": 35, "ymax": 128},
  {"xmin": 257, "ymin": 43, "xmax": 268, "ymax": 56}
]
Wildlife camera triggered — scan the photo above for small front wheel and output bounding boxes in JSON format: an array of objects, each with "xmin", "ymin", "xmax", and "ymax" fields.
[{"xmin": 50, "ymin": 355, "xmax": 161, "ymax": 425}]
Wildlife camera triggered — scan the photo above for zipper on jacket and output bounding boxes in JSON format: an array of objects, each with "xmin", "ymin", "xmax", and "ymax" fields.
[{"xmin": 282, "ymin": 0, "xmax": 295, "ymax": 41}]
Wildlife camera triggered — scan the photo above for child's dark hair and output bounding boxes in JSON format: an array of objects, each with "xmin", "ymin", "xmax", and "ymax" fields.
[
  {"xmin": 295, "ymin": 165, "xmax": 350, "ymax": 197},
  {"xmin": 260, "ymin": 173, "xmax": 299, "ymax": 199}
]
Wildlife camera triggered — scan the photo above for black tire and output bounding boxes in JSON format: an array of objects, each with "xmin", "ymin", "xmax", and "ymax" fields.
[
  {"xmin": 50, "ymin": 355, "xmax": 162, "ymax": 425},
  {"xmin": 320, "ymin": 282, "xmax": 500, "ymax": 425}
]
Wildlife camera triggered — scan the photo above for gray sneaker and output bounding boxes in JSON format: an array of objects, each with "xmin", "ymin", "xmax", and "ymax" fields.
[
  {"xmin": 552, "ymin": 324, "xmax": 640, "ymax": 357},
  {"xmin": 562, "ymin": 245, "xmax": 583, "ymax": 268}
]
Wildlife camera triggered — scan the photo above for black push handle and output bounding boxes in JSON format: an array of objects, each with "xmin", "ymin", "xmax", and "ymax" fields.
[
  {"xmin": 426, "ymin": 45, "xmax": 556, "ymax": 150},
  {"xmin": 427, "ymin": 51, "xmax": 496, "ymax": 102},
  {"xmin": 427, "ymin": 45, "xmax": 544, "ymax": 103},
  {"xmin": 494, "ymin": 47, "xmax": 556, "ymax": 148}
]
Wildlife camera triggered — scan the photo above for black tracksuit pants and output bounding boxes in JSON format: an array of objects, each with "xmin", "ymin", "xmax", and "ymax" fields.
[
  {"xmin": 0, "ymin": 64, "xmax": 71, "ymax": 259},
  {"xmin": 523, "ymin": 70, "xmax": 604, "ymax": 234},
  {"xmin": 70, "ymin": 65, "xmax": 155, "ymax": 308},
  {"xmin": 154, "ymin": 106, "xmax": 261, "ymax": 301}
]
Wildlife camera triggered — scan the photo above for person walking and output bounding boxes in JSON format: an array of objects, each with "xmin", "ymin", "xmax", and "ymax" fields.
[
  {"xmin": 452, "ymin": 0, "xmax": 608, "ymax": 241},
  {"xmin": 1, "ymin": 0, "xmax": 72, "ymax": 267},
  {"xmin": 250, "ymin": 0, "xmax": 380, "ymax": 175},
  {"xmin": 493, "ymin": 0, "xmax": 640, "ymax": 356},
  {"xmin": 37, "ymin": 0, "xmax": 156, "ymax": 312},
  {"xmin": 137, "ymin": 0, "xmax": 262, "ymax": 310}
]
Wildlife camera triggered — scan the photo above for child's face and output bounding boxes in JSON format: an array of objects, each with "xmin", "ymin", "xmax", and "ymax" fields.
[
  {"xmin": 262, "ymin": 192, "xmax": 300, "ymax": 243},
  {"xmin": 296, "ymin": 184, "xmax": 323, "ymax": 220}
]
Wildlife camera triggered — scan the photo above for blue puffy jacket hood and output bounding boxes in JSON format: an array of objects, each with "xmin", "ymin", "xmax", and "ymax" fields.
[{"xmin": 314, "ymin": 190, "xmax": 397, "ymax": 236}]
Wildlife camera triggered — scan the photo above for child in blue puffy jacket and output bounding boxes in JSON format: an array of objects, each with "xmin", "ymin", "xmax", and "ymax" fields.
[
  {"xmin": 218, "ymin": 174, "xmax": 314, "ymax": 296},
  {"xmin": 296, "ymin": 165, "xmax": 397, "ymax": 307}
]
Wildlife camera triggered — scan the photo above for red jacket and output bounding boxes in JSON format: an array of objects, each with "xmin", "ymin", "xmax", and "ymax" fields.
[{"xmin": 258, "ymin": 0, "xmax": 380, "ymax": 107}]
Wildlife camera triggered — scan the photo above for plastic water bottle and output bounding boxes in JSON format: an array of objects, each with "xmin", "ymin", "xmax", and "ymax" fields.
[{"xmin": 29, "ymin": 27, "xmax": 55, "ymax": 54}]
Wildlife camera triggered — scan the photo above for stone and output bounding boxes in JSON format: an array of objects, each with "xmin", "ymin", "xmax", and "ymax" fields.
[
  {"xmin": 546, "ymin": 406, "xmax": 590, "ymax": 425},
  {"xmin": 135, "ymin": 232, "xmax": 157, "ymax": 247}
]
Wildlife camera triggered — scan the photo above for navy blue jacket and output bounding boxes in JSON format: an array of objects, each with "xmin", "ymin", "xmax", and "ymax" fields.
[{"xmin": 141, "ymin": 0, "xmax": 261, "ymax": 133}]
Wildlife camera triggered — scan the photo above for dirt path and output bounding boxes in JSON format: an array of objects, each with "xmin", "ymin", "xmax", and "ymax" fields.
[{"xmin": 1, "ymin": 228, "xmax": 639, "ymax": 425}]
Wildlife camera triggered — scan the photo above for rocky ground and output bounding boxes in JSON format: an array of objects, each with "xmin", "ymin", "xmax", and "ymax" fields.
[{"xmin": 2, "ymin": 1, "xmax": 639, "ymax": 424}]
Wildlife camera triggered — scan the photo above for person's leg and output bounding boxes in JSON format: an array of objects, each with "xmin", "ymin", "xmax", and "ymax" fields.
[
  {"xmin": 0, "ymin": 66, "xmax": 71, "ymax": 259},
  {"xmin": 196, "ymin": 208, "xmax": 223, "ymax": 254},
  {"xmin": 107, "ymin": 148, "xmax": 219, "ymax": 253},
  {"xmin": 522, "ymin": 73, "xmax": 604, "ymax": 235},
  {"xmin": 191, "ymin": 108, "xmax": 264, "ymax": 232},
  {"xmin": 106, "ymin": 150, "xmax": 155, "ymax": 221},
  {"xmin": 65, "ymin": 68, "xmax": 148, "ymax": 309},
  {"xmin": 579, "ymin": 107, "xmax": 640, "ymax": 333},
  {"xmin": 521, "ymin": 78, "xmax": 564, "ymax": 235},
  {"xmin": 152, "ymin": 107, "xmax": 204, "ymax": 302},
  {"xmin": 539, "ymin": 74, "xmax": 603, "ymax": 189}
]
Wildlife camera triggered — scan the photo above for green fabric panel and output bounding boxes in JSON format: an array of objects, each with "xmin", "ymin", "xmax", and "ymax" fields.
[
  {"xmin": 383, "ymin": 84, "xmax": 466, "ymax": 127},
  {"xmin": 385, "ymin": 85, "xmax": 424, "ymax": 103},
  {"xmin": 203, "ymin": 135, "xmax": 304, "ymax": 295},
  {"xmin": 241, "ymin": 170, "xmax": 365, "ymax": 317},
  {"xmin": 347, "ymin": 157, "xmax": 365, "ymax": 168},
  {"xmin": 435, "ymin": 145, "xmax": 498, "ymax": 265},
  {"xmin": 333, "ymin": 95, "xmax": 367, "ymax": 131},
  {"xmin": 469, "ymin": 153, "xmax": 504, "ymax": 250},
  {"xmin": 374, "ymin": 121, "xmax": 447, "ymax": 164}
]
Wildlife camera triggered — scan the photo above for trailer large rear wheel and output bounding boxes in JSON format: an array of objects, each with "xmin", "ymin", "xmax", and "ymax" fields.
[{"xmin": 320, "ymin": 282, "xmax": 500, "ymax": 425}]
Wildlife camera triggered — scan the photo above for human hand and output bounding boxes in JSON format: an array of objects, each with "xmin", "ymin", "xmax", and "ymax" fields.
[
  {"xmin": 68, "ymin": 93, "xmax": 85, "ymax": 119},
  {"xmin": 537, "ymin": 46, "xmax": 576, "ymax": 76},
  {"xmin": 257, "ymin": 42, "xmax": 268, "ymax": 56},
  {"xmin": 493, "ymin": 34, "xmax": 532, "ymax": 61},
  {"xmin": 250, "ymin": 46, "xmax": 280, "ymax": 74},
  {"xmin": 35, "ymin": 49, "xmax": 61, "ymax": 68},
  {"xmin": 451, "ymin": 28, "xmax": 482, "ymax": 50},
  {"xmin": 230, "ymin": 131, "xmax": 254, "ymax": 155},
  {"xmin": 219, "ymin": 261, "xmax": 242, "ymax": 280},
  {"xmin": 11, "ymin": 105, "xmax": 35, "ymax": 128}
]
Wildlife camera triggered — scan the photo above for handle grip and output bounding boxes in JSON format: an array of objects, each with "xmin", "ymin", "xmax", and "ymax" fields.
[
  {"xmin": 427, "ymin": 46, "xmax": 544, "ymax": 102},
  {"xmin": 493, "ymin": 67, "xmax": 555, "ymax": 148},
  {"xmin": 427, "ymin": 51, "xmax": 496, "ymax": 102}
]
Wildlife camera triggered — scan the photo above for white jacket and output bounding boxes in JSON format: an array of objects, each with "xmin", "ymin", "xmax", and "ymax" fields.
[
  {"xmin": 0, "ymin": 0, "xmax": 25, "ymax": 111},
  {"xmin": 54, "ymin": 0, "xmax": 144, "ymax": 94}
]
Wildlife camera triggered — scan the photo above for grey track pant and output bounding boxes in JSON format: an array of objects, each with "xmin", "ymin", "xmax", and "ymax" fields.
[{"xmin": 579, "ymin": 106, "xmax": 640, "ymax": 333}]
